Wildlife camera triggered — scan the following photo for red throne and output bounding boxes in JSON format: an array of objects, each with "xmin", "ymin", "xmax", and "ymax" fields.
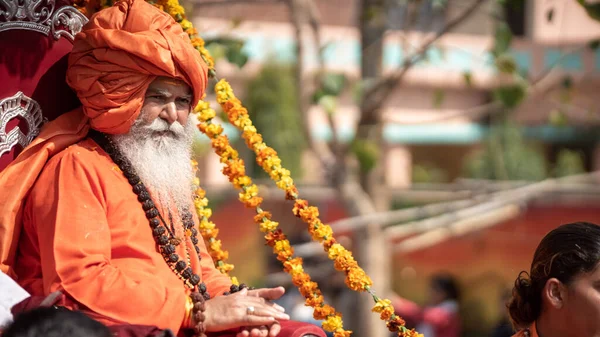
[{"xmin": 0, "ymin": 0, "xmax": 85, "ymax": 171}]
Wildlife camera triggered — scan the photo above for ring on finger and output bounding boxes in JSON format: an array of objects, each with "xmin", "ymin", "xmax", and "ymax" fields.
[{"xmin": 246, "ymin": 306, "xmax": 255, "ymax": 315}]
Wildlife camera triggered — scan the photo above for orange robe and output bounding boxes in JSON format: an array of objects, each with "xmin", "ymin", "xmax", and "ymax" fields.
[{"xmin": 13, "ymin": 138, "xmax": 231, "ymax": 334}]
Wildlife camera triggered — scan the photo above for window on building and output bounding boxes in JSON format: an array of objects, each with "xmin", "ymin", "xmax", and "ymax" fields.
[{"xmin": 387, "ymin": 0, "xmax": 447, "ymax": 32}]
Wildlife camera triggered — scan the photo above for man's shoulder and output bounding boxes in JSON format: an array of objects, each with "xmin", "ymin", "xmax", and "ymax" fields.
[{"xmin": 46, "ymin": 138, "xmax": 111, "ymax": 171}]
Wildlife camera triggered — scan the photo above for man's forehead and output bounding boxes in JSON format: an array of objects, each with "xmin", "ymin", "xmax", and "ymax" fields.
[{"xmin": 147, "ymin": 77, "xmax": 192, "ymax": 95}]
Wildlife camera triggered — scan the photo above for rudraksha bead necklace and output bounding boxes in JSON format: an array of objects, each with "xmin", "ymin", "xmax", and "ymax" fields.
[{"xmin": 89, "ymin": 130, "xmax": 210, "ymax": 301}]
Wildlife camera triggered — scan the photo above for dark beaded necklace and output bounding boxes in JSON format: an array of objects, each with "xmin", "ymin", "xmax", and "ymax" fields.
[{"xmin": 89, "ymin": 130, "xmax": 210, "ymax": 301}]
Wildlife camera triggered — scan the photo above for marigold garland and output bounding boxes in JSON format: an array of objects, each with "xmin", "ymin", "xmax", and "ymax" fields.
[
  {"xmin": 80, "ymin": 1, "xmax": 421, "ymax": 336},
  {"xmin": 191, "ymin": 160, "xmax": 237, "ymax": 281},
  {"xmin": 213, "ymin": 80, "xmax": 423, "ymax": 337},
  {"xmin": 194, "ymin": 100, "xmax": 351, "ymax": 337}
]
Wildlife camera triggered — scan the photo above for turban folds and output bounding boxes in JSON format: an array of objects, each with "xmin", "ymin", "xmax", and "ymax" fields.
[
  {"xmin": 0, "ymin": 0, "xmax": 208, "ymax": 276},
  {"xmin": 68, "ymin": 0, "xmax": 208, "ymax": 134}
]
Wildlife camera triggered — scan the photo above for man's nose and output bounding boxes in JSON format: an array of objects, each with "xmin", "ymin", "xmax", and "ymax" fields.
[{"xmin": 161, "ymin": 102, "xmax": 178, "ymax": 124}]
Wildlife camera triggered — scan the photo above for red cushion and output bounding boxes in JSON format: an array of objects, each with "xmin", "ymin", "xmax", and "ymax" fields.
[{"xmin": 0, "ymin": 0, "xmax": 82, "ymax": 172}]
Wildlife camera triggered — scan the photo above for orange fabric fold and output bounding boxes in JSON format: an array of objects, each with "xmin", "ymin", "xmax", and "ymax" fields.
[{"xmin": 0, "ymin": 0, "xmax": 208, "ymax": 277}]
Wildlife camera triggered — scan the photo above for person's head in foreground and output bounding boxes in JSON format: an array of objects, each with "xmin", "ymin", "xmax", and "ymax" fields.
[
  {"xmin": 508, "ymin": 221, "xmax": 600, "ymax": 337},
  {"xmin": 2, "ymin": 307, "xmax": 111, "ymax": 337},
  {"xmin": 428, "ymin": 273, "xmax": 460, "ymax": 305}
]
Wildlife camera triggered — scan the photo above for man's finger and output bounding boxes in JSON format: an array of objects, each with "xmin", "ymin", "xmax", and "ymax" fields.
[
  {"xmin": 247, "ymin": 287, "xmax": 285, "ymax": 301},
  {"xmin": 269, "ymin": 322, "xmax": 281, "ymax": 337}
]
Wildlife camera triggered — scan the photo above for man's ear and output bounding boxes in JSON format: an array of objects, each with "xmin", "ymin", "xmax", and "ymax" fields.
[{"xmin": 542, "ymin": 278, "xmax": 566, "ymax": 309}]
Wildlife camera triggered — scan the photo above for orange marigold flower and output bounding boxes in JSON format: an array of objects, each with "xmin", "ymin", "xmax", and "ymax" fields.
[
  {"xmin": 254, "ymin": 211, "xmax": 272, "ymax": 223},
  {"xmin": 344, "ymin": 267, "xmax": 372, "ymax": 291},
  {"xmin": 292, "ymin": 199, "xmax": 309, "ymax": 216},
  {"xmin": 312, "ymin": 304, "xmax": 336, "ymax": 320},
  {"xmin": 211, "ymin": 135, "xmax": 229, "ymax": 151},
  {"xmin": 333, "ymin": 329, "xmax": 352, "ymax": 337},
  {"xmin": 244, "ymin": 196, "xmax": 263, "ymax": 208},
  {"xmin": 333, "ymin": 250, "xmax": 358, "ymax": 271},
  {"xmin": 291, "ymin": 272, "xmax": 311, "ymax": 287},
  {"xmin": 299, "ymin": 281, "xmax": 319, "ymax": 298},
  {"xmin": 285, "ymin": 185, "xmax": 299, "ymax": 200},
  {"xmin": 323, "ymin": 237, "xmax": 337, "ymax": 251},
  {"xmin": 264, "ymin": 229, "xmax": 287, "ymax": 247},
  {"xmin": 380, "ymin": 306, "xmax": 395, "ymax": 321},
  {"xmin": 283, "ymin": 257, "xmax": 304, "ymax": 274},
  {"xmin": 305, "ymin": 294, "xmax": 324, "ymax": 308},
  {"xmin": 386, "ymin": 315, "xmax": 406, "ymax": 333},
  {"xmin": 256, "ymin": 147, "xmax": 278, "ymax": 166}
]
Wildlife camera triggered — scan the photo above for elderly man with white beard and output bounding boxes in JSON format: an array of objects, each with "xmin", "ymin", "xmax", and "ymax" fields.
[{"xmin": 0, "ymin": 1, "xmax": 327, "ymax": 337}]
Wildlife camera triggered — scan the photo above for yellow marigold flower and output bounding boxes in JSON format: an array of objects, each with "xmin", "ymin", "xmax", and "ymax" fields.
[
  {"xmin": 194, "ymin": 100, "xmax": 209, "ymax": 113},
  {"xmin": 312, "ymin": 225, "xmax": 333, "ymax": 242},
  {"xmin": 263, "ymin": 156, "xmax": 282, "ymax": 169},
  {"xmin": 372, "ymin": 299, "xmax": 392, "ymax": 313},
  {"xmin": 233, "ymin": 176, "xmax": 252, "ymax": 189},
  {"xmin": 205, "ymin": 123, "xmax": 224, "ymax": 137},
  {"xmin": 274, "ymin": 239, "xmax": 291, "ymax": 253},
  {"xmin": 180, "ymin": 19, "xmax": 193, "ymax": 31},
  {"xmin": 322, "ymin": 315, "xmax": 343, "ymax": 332},
  {"xmin": 199, "ymin": 219, "xmax": 216, "ymax": 231},
  {"xmin": 231, "ymin": 277, "xmax": 239, "ymax": 286},
  {"xmin": 327, "ymin": 243, "xmax": 346, "ymax": 259},
  {"xmin": 259, "ymin": 220, "xmax": 279, "ymax": 233},
  {"xmin": 197, "ymin": 207, "xmax": 212, "ymax": 218},
  {"xmin": 199, "ymin": 107, "xmax": 216, "ymax": 121},
  {"xmin": 209, "ymin": 239, "xmax": 222, "ymax": 252},
  {"xmin": 194, "ymin": 197, "xmax": 208, "ymax": 208}
]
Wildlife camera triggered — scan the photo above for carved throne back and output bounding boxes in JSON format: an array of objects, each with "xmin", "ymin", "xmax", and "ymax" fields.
[{"xmin": 0, "ymin": 0, "xmax": 87, "ymax": 171}]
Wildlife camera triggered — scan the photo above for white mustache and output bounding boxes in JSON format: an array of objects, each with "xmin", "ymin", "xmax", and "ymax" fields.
[{"xmin": 145, "ymin": 118, "xmax": 186, "ymax": 137}]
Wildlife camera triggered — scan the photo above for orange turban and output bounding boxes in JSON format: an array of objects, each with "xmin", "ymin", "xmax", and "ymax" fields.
[{"xmin": 0, "ymin": 0, "xmax": 208, "ymax": 277}]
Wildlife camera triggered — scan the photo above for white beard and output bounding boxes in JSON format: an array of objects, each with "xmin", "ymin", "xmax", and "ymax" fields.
[{"xmin": 111, "ymin": 116, "xmax": 196, "ymax": 213}]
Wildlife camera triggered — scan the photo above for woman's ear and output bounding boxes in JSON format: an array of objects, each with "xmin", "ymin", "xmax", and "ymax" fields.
[{"xmin": 542, "ymin": 278, "xmax": 566, "ymax": 309}]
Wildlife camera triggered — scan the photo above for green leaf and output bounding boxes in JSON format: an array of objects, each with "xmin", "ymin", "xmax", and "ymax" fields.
[
  {"xmin": 205, "ymin": 43, "xmax": 227, "ymax": 61},
  {"xmin": 561, "ymin": 76, "xmax": 573, "ymax": 89},
  {"xmin": 225, "ymin": 46, "xmax": 249, "ymax": 68},
  {"xmin": 320, "ymin": 73, "xmax": 347, "ymax": 96},
  {"xmin": 576, "ymin": 0, "xmax": 600, "ymax": 22},
  {"xmin": 495, "ymin": 53, "xmax": 518, "ymax": 74},
  {"xmin": 493, "ymin": 82, "xmax": 527, "ymax": 109},
  {"xmin": 549, "ymin": 109, "xmax": 569, "ymax": 127},
  {"xmin": 351, "ymin": 139, "xmax": 380, "ymax": 173},
  {"xmin": 433, "ymin": 89, "xmax": 445, "ymax": 108},
  {"xmin": 493, "ymin": 23, "xmax": 513, "ymax": 56},
  {"xmin": 318, "ymin": 95, "xmax": 337, "ymax": 115}
]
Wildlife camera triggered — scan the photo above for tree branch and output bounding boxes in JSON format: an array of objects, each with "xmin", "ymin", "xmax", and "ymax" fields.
[
  {"xmin": 359, "ymin": 0, "xmax": 487, "ymax": 119},
  {"xmin": 385, "ymin": 171, "xmax": 600, "ymax": 243},
  {"xmin": 286, "ymin": 0, "xmax": 336, "ymax": 171}
]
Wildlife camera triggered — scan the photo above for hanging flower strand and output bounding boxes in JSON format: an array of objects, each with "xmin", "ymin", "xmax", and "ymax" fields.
[
  {"xmin": 213, "ymin": 80, "xmax": 422, "ymax": 337},
  {"xmin": 191, "ymin": 160, "xmax": 237, "ymax": 282},
  {"xmin": 194, "ymin": 100, "xmax": 351, "ymax": 337}
]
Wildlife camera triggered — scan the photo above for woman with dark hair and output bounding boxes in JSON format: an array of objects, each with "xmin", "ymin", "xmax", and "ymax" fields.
[
  {"xmin": 508, "ymin": 221, "xmax": 600, "ymax": 337},
  {"xmin": 392, "ymin": 273, "xmax": 461, "ymax": 337}
]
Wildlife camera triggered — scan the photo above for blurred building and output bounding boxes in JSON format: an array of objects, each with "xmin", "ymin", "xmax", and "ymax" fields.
[
  {"xmin": 191, "ymin": 0, "xmax": 600, "ymax": 187},
  {"xmin": 189, "ymin": 1, "xmax": 600, "ymax": 335}
]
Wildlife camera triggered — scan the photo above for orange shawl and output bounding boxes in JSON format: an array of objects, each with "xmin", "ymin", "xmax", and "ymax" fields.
[{"xmin": 0, "ymin": 0, "xmax": 207, "ymax": 278}]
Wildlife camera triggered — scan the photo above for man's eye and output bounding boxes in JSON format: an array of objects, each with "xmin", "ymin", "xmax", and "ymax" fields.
[{"xmin": 177, "ymin": 98, "xmax": 191, "ymax": 105}]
